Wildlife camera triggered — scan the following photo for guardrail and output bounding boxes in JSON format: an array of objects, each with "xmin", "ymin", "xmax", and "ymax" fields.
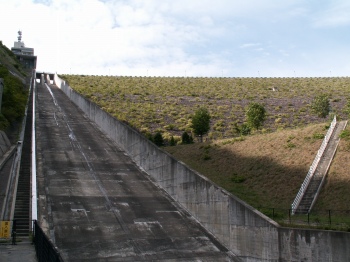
[
  {"xmin": 291, "ymin": 116, "xmax": 337, "ymax": 214},
  {"xmin": 31, "ymin": 72, "xmax": 37, "ymax": 221},
  {"xmin": 258, "ymin": 207, "xmax": 350, "ymax": 231},
  {"xmin": 33, "ymin": 220, "xmax": 64, "ymax": 262}
]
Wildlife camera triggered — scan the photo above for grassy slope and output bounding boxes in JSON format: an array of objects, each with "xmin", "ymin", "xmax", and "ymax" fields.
[
  {"xmin": 314, "ymin": 124, "xmax": 350, "ymax": 210},
  {"xmin": 0, "ymin": 41, "xmax": 28, "ymax": 78},
  {"xmin": 61, "ymin": 75, "xmax": 350, "ymax": 142},
  {"xmin": 164, "ymin": 123, "xmax": 334, "ymax": 210},
  {"xmin": 0, "ymin": 42, "xmax": 29, "ymax": 139}
]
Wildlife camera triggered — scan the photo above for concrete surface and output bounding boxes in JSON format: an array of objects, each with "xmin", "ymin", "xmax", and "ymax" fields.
[
  {"xmin": 53, "ymin": 73, "xmax": 350, "ymax": 262},
  {"xmin": 0, "ymin": 240, "xmax": 37, "ymax": 262},
  {"xmin": 54, "ymin": 76, "xmax": 280, "ymax": 261},
  {"xmin": 36, "ymin": 81, "xmax": 237, "ymax": 261}
]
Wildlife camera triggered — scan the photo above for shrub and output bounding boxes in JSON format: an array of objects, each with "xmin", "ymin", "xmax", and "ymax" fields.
[
  {"xmin": 169, "ymin": 136, "xmax": 176, "ymax": 146},
  {"xmin": 311, "ymin": 94, "xmax": 330, "ymax": 118},
  {"xmin": 181, "ymin": 131, "xmax": 193, "ymax": 144},
  {"xmin": 153, "ymin": 132, "xmax": 164, "ymax": 146},
  {"xmin": 231, "ymin": 173, "xmax": 246, "ymax": 183},
  {"xmin": 313, "ymin": 133, "xmax": 324, "ymax": 139},
  {"xmin": 286, "ymin": 142, "xmax": 296, "ymax": 148},
  {"xmin": 202, "ymin": 153, "xmax": 211, "ymax": 160},
  {"xmin": 240, "ymin": 123, "xmax": 251, "ymax": 136},
  {"xmin": 246, "ymin": 102, "xmax": 267, "ymax": 130}
]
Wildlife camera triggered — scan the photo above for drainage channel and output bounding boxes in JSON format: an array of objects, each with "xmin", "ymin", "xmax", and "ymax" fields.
[{"xmin": 13, "ymin": 84, "xmax": 33, "ymax": 237}]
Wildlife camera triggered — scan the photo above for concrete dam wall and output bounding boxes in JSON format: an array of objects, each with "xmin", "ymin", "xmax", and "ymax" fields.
[{"xmin": 53, "ymin": 74, "xmax": 350, "ymax": 262}]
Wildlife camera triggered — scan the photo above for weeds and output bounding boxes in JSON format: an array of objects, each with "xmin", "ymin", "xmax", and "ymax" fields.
[{"xmin": 60, "ymin": 75, "xmax": 350, "ymax": 140}]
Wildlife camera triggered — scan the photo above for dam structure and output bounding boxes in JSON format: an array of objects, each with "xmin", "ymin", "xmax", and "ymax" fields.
[
  {"xmin": 2, "ymin": 71, "xmax": 350, "ymax": 261},
  {"xmin": 35, "ymin": 74, "xmax": 237, "ymax": 261}
]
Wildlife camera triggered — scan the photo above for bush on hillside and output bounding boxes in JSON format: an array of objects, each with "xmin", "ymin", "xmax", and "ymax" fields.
[
  {"xmin": 153, "ymin": 132, "xmax": 164, "ymax": 146},
  {"xmin": 246, "ymin": 102, "xmax": 267, "ymax": 130},
  {"xmin": 311, "ymin": 94, "xmax": 330, "ymax": 118},
  {"xmin": 181, "ymin": 131, "xmax": 193, "ymax": 144}
]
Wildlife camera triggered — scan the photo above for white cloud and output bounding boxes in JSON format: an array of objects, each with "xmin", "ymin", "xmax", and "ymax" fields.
[{"xmin": 0, "ymin": 0, "xmax": 349, "ymax": 77}]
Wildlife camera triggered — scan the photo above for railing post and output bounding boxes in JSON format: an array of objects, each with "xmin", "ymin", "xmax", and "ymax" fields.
[
  {"xmin": 289, "ymin": 209, "xmax": 291, "ymax": 224},
  {"xmin": 11, "ymin": 219, "xmax": 17, "ymax": 245}
]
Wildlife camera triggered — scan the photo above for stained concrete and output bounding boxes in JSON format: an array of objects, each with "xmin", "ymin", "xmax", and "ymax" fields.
[
  {"xmin": 53, "ymin": 73, "xmax": 350, "ymax": 262},
  {"xmin": 35, "ymin": 82, "xmax": 237, "ymax": 261},
  {"xmin": 53, "ymin": 76, "xmax": 280, "ymax": 261}
]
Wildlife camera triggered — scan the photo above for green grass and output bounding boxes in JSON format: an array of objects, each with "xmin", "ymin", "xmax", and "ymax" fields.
[
  {"xmin": 0, "ymin": 43, "xmax": 29, "ymax": 133},
  {"xmin": 60, "ymin": 74, "xmax": 350, "ymax": 142}
]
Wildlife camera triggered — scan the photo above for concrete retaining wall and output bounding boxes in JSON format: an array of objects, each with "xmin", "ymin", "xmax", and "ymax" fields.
[
  {"xmin": 279, "ymin": 228, "xmax": 350, "ymax": 261},
  {"xmin": 53, "ymin": 74, "xmax": 350, "ymax": 262}
]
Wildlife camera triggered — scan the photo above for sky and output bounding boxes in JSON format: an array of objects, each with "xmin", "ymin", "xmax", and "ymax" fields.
[{"xmin": 1, "ymin": 0, "xmax": 349, "ymax": 77}]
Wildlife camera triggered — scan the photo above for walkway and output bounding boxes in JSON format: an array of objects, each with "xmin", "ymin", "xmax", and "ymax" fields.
[
  {"xmin": 295, "ymin": 120, "xmax": 347, "ymax": 214},
  {"xmin": 0, "ymin": 240, "xmax": 37, "ymax": 262}
]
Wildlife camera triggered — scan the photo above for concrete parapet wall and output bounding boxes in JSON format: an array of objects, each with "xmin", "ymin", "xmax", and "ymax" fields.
[
  {"xmin": 279, "ymin": 228, "xmax": 350, "ymax": 261},
  {"xmin": 53, "ymin": 74, "xmax": 350, "ymax": 261}
]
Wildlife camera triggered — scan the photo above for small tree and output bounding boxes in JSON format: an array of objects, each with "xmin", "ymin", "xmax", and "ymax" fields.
[
  {"xmin": 246, "ymin": 102, "xmax": 266, "ymax": 130},
  {"xmin": 181, "ymin": 131, "xmax": 193, "ymax": 144},
  {"xmin": 311, "ymin": 94, "xmax": 330, "ymax": 118},
  {"xmin": 169, "ymin": 136, "xmax": 176, "ymax": 146},
  {"xmin": 153, "ymin": 132, "xmax": 164, "ymax": 146},
  {"xmin": 232, "ymin": 123, "xmax": 251, "ymax": 136},
  {"xmin": 191, "ymin": 107, "xmax": 211, "ymax": 142}
]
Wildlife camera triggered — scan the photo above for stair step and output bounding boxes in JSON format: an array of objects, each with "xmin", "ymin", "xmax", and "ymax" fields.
[
  {"xmin": 14, "ymin": 216, "xmax": 29, "ymax": 220},
  {"xmin": 14, "ymin": 210, "xmax": 29, "ymax": 213}
]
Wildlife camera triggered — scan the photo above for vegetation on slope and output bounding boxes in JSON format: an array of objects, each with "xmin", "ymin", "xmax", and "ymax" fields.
[
  {"xmin": 0, "ymin": 42, "xmax": 29, "ymax": 133},
  {"xmin": 0, "ymin": 41, "xmax": 28, "ymax": 78},
  {"xmin": 164, "ymin": 123, "xmax": 328, "ymax": 209},
  {"xmin": 164, "ymin": 123, "xmax": 350, "ymax": 230},
  {"xmin": 60, "ymin": 75, "xmax": 349, "ymax": 143},
  {"xmin": 315, "ymin": 124, "xmax": 350, "ymax": 211}
]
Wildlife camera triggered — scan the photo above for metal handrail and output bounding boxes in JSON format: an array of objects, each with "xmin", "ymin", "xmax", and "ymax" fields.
[{"xmin": 291, "ymin": 116, "xmax": 337, "ymax": 214}]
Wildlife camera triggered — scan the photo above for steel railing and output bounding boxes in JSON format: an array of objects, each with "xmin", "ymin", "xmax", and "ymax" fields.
[
  {"xmin": 291, "ymin": 116, "xmax": 337, "ymax": 214},
  {"xmin": 33, "ymin": 220, "xmax": 64, "ymax": 262}
]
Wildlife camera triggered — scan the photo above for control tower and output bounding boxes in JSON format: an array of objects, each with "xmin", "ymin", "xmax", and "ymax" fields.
[{"xmin": 11, "ymin": 31, "xmax": 37, "ymax": 69}]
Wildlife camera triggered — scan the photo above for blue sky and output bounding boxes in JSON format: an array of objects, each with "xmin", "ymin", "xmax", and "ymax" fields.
[{"xmin": 1, "ymin": 0, "xmax": 349, "ymax": 77}]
